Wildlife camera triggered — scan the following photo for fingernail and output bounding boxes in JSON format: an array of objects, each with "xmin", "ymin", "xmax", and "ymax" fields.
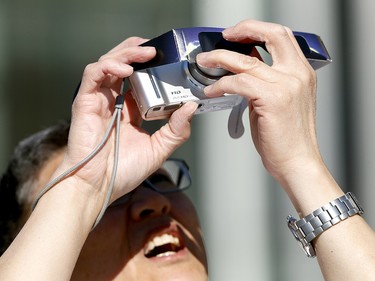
[
  {"xmin": 184, "ymin": 102, "xmax": 198, "ymax": 122},
  {"xmin": 185, "ymin": 101, "xmax": 198, "ymax": 113},
  {"xmin": 142, "ymin": 46, "xmax": 156, "ymax": 53}
]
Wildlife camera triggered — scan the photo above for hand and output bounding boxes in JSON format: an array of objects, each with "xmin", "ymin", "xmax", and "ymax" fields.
[
  {"xmin": 196, "ymin": 19, "xmax": 321, "ymax": 182},
  {"xmin": 62, "ymin": 37, "xmax": 197, "ymax": 203}
]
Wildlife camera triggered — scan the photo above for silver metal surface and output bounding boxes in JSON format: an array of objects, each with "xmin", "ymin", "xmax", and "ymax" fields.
[{"xmin": 287, "ymin": 192, "xmax": 364, "ymax": 258}]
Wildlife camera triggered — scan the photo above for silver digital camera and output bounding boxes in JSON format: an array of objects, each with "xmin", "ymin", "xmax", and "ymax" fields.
[{"xmin": 128, "ymin": 27, "xmax": 331, "ymax": 121}]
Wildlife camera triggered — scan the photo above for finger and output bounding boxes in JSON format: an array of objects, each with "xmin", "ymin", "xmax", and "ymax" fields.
[
  {"xmin": 203, "ymin": 73, "xmax": 272, "ymax": 101},
  {"xmin": 222, "ymin": 19, "xmax": 304, "ymax": 67},
  {"xmin": 105, "ymin": 37, "xmax": 149, "ymax": 55},
  {"xmin": 196, "ymin": 49, "xmax": 279, "ymax": 81},
  {"xmin": 284, "ymin": 27, "xmax": 314, "ymax": 71},
  {"xmin": 99, "ymin": 46, "xmax": 156, "ymax": 90},
  {"xmin": 100, "ymin": 45, "xmax": 156, "ymax": 64},
  {"xmin": 79, "ymin": 59, "xmax": 134, "ymax": 95},
  {"xmin": 79, "ymin": 47, "xmax": 155, "ymax": 94},
  {"xmin": 151, "ymin": 102, "xmax": 198, "ymax": 160},
  {"xmin": 123, "ymin": 90, "xmax": 143, "ymax": 126}
]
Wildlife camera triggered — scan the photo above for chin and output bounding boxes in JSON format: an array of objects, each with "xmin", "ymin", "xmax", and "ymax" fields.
[{"xmin": 144, "ymin": 268, "xmax": 208, "ymax": 281}]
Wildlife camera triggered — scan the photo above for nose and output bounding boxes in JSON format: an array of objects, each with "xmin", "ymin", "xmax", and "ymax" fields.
[{"xmin": 129, "ymin": 187, "xmax": 172, "ymax": 221}]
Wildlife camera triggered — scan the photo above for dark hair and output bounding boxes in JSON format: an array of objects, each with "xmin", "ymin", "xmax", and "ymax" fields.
[{"xmin": 0, "ymin": 121, "xmax": 70, "ymax": 255}]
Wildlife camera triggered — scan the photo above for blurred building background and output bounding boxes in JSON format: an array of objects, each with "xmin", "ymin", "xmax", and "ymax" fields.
[{"xmin": 1, "ymin": 0, "xmax": 374, "ymax": 280}]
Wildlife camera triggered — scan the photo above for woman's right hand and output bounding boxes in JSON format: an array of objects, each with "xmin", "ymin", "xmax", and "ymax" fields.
[{"xmin": 59, "ymin": 36, "xmax": 198, "ymax": 209}]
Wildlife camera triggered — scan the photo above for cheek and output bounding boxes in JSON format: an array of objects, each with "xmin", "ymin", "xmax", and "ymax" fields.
[
  {"xmin": 171, "ymin": 195, "xmax": 199, "ymax": 223},
  {"xmin": 171, "ymin": 195, "xmax": 206, "ymax": 244},
  {"xmin": 171, "ymin": 196, "xmax": 208, "ymax": 269}
]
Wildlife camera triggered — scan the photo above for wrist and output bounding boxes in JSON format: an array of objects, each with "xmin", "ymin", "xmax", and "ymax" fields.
[
  {"xmin": 36, "ymin": 175, "xmax": 106, "ymax": 229},
  {"xmin": 15, "ymin": 176, "xmax": 104, "ymax": 279},
  {"xmin": 275, "ymin": 158, "xmax": 344, "ymax": 217},
  {"xmin": 287, "ymin": 192, "xmax": 364, "ymax": 258}
]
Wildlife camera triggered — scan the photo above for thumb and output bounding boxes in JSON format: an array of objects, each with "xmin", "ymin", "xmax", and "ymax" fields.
[{"xmin": 151, "ymin": 102, "xmax": 198, "ymax": 160}]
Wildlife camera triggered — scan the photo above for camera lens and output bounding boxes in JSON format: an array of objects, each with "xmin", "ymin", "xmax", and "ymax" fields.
[{"xmin": 188, "ymin": 62, "xmax": 227, "ymax": 86}]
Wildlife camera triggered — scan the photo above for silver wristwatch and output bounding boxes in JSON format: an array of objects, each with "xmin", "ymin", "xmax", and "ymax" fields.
[{"xmin": 287, "ymin": 192, "xmax": 364, "ymax": 258}]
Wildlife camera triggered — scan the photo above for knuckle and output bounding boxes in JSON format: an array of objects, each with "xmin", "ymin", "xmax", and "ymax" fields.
[
  {"xmin": 82, "ymin": 60, "xmax": 109, "ymax": 81},
  {"xmin": 300, "ymin": 67, "xmax": 317, "ymax": 88},
  {"xmin": 208, "ymin": 50, "xmax": 227, "ymax": 66},
  {"xmin": 282, "ymin": 26, "xmax": 293, "ymax": 36},
  {"xmin": 287, "ymin": 72, "xmax": 315, "ymax": 98},
  {"xmin": 290, "ymin": 76, "xmax": 303, "ymax": 92},
  {"xmin": 222, "ymin": 73, "xmax": 250, "ymax": 93},
  {"xmin": 83, "ymin": 62, "xmax": 96, "ymax": 75},
  {"xmin": 234, "ymin": 73, "xmax": 251, "ymax": 85},
  {"xmin": 98, "ymin": 53, "xmax": 109, "ymax": 61},
  {"xmin": 125, "ymin": 36, "xmax": 146, "ymax": 47},
  {"xmin": 127, "ymin": 36, "xmax": 143, "ymax": 42},
  {"xmin": 238, "ymin": 55, "xmax": 259, "ymax": 70},
  {"xmin": 269, "ymin": 24, "xmax": 290, "ymax": 41}
]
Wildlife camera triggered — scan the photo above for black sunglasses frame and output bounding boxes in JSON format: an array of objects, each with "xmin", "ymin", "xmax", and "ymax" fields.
[{"xmin": 109, "ymin": 158, "xmax": 191, "ymax": 207}]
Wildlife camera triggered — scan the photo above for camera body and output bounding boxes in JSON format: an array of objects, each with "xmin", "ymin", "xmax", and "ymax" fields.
[{"xmin": 129, "ymin": 27, "xmax": 331, "ymax": 121}]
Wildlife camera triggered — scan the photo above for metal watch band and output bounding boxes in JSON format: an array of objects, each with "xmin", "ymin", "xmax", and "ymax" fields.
[{"xmin": 287, "ymin": 192, "xmax": 364, "ymax": 258}]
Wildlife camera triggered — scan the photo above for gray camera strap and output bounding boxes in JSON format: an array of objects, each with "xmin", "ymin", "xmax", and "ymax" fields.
[{"xmin": 228, "ymin": 97, "xmax": 247, "ymax": 139}]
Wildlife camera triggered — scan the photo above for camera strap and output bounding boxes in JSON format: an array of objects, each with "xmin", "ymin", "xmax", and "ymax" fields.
[{"xmin": 227, "ymin": 97, "xmax": 247, "ymax": 139}]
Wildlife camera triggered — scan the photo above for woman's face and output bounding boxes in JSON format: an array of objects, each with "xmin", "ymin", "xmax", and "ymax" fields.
[{"xmin": 34, "ymin": 152, "xmax": 208, "ymax": 281}]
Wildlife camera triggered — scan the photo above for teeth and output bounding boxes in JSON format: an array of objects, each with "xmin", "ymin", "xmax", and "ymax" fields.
[
  {"xmin": 144, "ymin": 233, "xmax": 180, "ymax": 256},
  {"xmin": 155, "ymin": 251, "xmax": 175, "ymax": 258}
]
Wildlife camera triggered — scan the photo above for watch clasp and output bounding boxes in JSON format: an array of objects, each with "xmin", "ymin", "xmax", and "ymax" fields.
[{"xmin": 287, "ymin": 215, "xmax": 316, "ymax": 258}]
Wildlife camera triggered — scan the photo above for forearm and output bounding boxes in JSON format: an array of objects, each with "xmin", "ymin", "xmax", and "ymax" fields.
[
  {"xmin": 279, "ymin": 159, "xmax": 375, "ymax": 280},
  {"xmin": 316, "ymin": 216, "xmax": 375, "ymax": 280},
  {"xmin": 0, "ymin": 177, "xmax": 102, "ymax": 280}
]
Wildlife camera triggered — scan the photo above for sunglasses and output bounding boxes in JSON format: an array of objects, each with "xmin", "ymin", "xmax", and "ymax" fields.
[{"xmin": 109, "ymin": 158, "xmax": 192, "ymax": 207}]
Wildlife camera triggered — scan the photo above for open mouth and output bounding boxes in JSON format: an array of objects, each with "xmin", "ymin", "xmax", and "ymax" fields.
[{"xmin": 144, "ymin": 233, "xmax": 184, "ymax": 258}]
